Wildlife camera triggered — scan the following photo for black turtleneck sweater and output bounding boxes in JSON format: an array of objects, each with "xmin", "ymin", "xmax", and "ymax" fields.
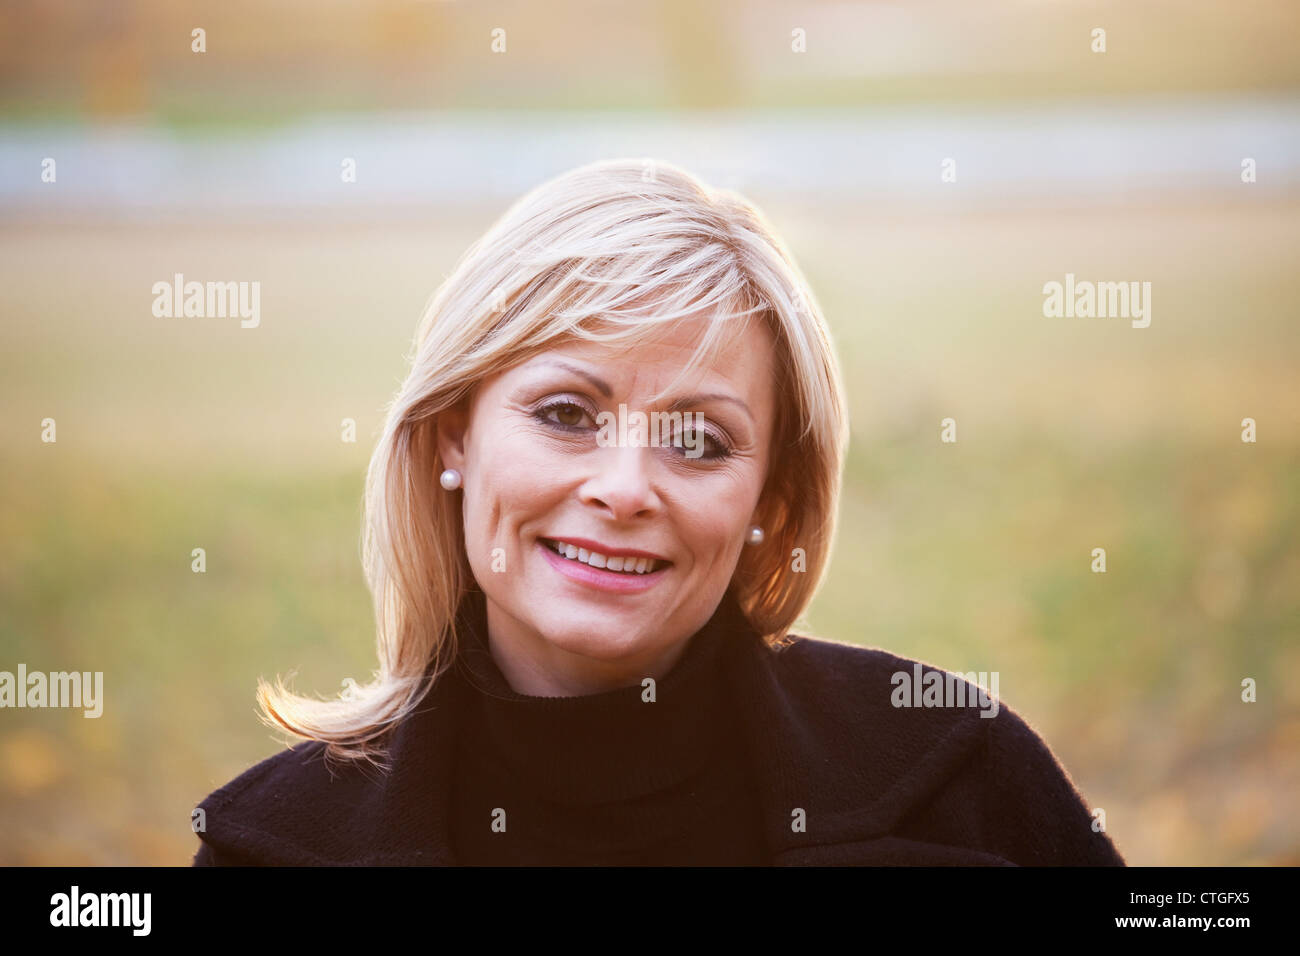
[{"xmin": 447, "ymin": 590, "xmax": 768, "ymax": 865}]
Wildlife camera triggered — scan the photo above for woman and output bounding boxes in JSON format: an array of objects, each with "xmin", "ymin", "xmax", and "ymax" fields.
[{"xmin": 193, "ymin": 159, "xmax": 1124, "ymax": 866}]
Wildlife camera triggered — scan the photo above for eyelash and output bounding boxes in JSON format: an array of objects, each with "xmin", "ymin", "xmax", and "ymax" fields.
[{"xmin": 532, "ymin": 397, "xmax": 734, "ymax": 462}]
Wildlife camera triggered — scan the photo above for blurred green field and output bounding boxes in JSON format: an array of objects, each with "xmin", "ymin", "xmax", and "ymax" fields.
[
  {"xmin": 4, "ymin": 0, "xmax": 1298, "ymax": 123},
  {"xmin": 1, "ymin": 197, "xmax": 1297, "ymax": 864}
]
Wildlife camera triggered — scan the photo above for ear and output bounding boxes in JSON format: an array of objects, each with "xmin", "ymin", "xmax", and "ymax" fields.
[{"xmin": 435, "ymin": 403, "xmax": 470, "ymax": 475}]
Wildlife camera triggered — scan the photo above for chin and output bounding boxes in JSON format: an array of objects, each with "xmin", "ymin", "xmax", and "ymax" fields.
[{"xmin": 533, "ymin": 611, "xmax": 657, "ymax": 663}]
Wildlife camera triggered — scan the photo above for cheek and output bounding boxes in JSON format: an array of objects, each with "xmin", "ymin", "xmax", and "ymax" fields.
[
  {"xmin": 463, "ymin": 423, "xmax": 568, "ymax": 539},
  {"xmin": 672, "ymin": 491, "xmax": 745, "ymax": 559}
]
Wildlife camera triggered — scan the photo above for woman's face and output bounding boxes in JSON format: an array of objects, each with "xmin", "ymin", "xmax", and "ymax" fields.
[{"xmin": 437, "ymin": 315, "xmax": 776, "ymax": 695}]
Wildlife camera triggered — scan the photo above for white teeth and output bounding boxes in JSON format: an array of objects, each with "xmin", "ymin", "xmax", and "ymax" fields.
[{"xmin": 545, "ymin": 539, "xmax": 662, "ymax": 574}]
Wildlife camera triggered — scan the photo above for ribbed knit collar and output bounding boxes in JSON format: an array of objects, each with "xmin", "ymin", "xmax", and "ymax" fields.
[{"xmin": 450, "ymin": 586, "xmax": 745, "ymax": 806}]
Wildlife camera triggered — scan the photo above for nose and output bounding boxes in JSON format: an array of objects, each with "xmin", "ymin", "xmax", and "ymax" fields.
[{"xmin": 579, "ymin": 443, "xmax": 662, "ymax": 521}]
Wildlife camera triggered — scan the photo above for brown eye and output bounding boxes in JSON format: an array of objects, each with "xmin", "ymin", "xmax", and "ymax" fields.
[
  {"xmin": 554, "ymin": 403, "xmax": 585, "ymax": 427},
  {"xmin": 673, "ymin": 428, "xmax": 732, "ymax": 461},
  {"xmin": 534, "ymin": 399, "xmax": 596, "ymax": 432}
]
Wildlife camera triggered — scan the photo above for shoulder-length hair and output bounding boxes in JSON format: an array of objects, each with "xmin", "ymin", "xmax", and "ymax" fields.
[{"xmin": 257, "ymin": 158, "xmax": 850, "ymax": 768}]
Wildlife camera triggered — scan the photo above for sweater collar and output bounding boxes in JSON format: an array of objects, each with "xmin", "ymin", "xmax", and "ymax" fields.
[{"xmin": 450, "ymin": 587, "xmax": 740, "ymax": 805}]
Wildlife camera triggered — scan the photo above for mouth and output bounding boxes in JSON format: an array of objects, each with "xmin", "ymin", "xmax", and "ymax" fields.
[
  {"xmin": 539, "ymin": 537, "xmax": 670, "ymax": 575},
  {"xmin": 536, "ymin": 537, "xmax": 672, "ymax": 594}
]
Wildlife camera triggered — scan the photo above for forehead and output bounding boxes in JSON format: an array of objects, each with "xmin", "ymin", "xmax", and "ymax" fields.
[{"xmin": 514, "ymin": 313, "xmax": 776, "ymax": 402}]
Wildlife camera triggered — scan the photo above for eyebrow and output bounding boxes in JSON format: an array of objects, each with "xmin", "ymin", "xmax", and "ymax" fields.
[{"xmin": 529, "ymin": 358, "xmax": 754, "ymax": 421}]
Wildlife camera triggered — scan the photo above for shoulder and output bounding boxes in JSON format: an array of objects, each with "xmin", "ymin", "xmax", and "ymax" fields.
[
  {"xmin": 749, "ymin": 631, "xmax": 1124, "ymax": 865},
  {"xmin": 768, "ymin": 629, "xmax": 943, "ymax": 689},
  {"xmin": 760, "ymin": 629, "xmax": 997, "ymax": 737},
  {"xmin": 191, "ymin": 738, "xmax": 387, "ymax": 866},
  {"xmin": 757, "ymin": 630, "xmax": 1006, "ymax": 775}
]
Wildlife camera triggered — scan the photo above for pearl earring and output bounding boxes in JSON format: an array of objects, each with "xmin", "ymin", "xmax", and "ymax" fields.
[
  {"xmin": 745, "ymin": 525, "xmax": 764, "ymax": 546},
  {"xmin": 439, "ymin": 468, "xmax": 462, "ymax": 491}
]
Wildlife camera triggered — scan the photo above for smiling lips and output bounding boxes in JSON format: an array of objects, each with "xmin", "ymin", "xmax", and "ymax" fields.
[
  {"xmin": 536, "ymin": 536, "xmax": 672, "ymax": 594},
  {"xmin": 540, "ymin": 537, "xmax": 668, "ymax": 575}
]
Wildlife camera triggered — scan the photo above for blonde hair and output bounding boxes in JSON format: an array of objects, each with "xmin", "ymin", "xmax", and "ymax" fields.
[{"xmin": 256, "ymin": 158, "xmax": 850, "ymax": 768}]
